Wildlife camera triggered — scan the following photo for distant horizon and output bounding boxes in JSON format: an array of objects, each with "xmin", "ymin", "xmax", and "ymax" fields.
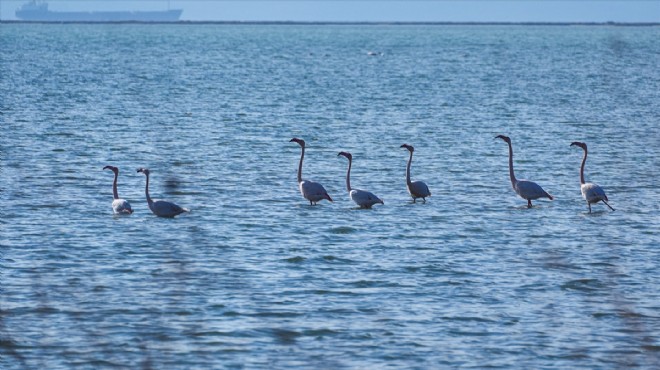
[{"xmin": 1, "ymin": 0, "xmax": 659, "ymax": 23}]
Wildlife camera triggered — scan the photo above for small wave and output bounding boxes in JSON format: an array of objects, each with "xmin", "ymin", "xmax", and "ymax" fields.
[
  {"xmin": 641, "ymin": 345, "xmax": 660, "ymax": 352},
  {"xmin": 302, "ymin": 328, "xmax": 340, "ymax": 338},
  {"xmin": 284, "ymin": 256, "xmax": 305, "ymax": 263},
  {"xmin": 190, "ymin": 330, "xmax": 236, "ymax": 338},
  {"xmin": 32, "ymin": 204, "xmax": 63, "ymax": 209},
  {"xmin": 309, "ymin": 289, "xmax": 358, "ymax": 296},
  {"xmin": 267, "ymin": 328, "xmax": 301, "ymax": 345},
  {"xmin": 329, "ymin": 226, "xmax": 358, "ymax": 234},
  {"xmin": 321, "ymin": 255, "xmax": 356, "ymax": 264},
  {"xmin": 0, "ymin": 338, "xmax": 21, "ymax": 350},
  {"xmin": 441, "ymin": 316, "xmax": 497, "ymax": 323},
  {"xmin": 560, "ymin": 278, "xmax": 604, "ymax": 292},
  {"xmin": 251, "ymin": 311, "xmax": 303, "ymax": 318},
  {"xmin": 349, "ymin": 280, "xmax": 380, "ymax": 288},
  {"xmin": 447, "ymin": 329, "xmax": 493, "ymax": 337}
]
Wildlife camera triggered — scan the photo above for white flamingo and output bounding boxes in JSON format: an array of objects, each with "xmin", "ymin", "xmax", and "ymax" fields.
[
  {"xmin": 137, "ymin": 168, "xmax": 189, "ymax": 217},
  {"xmin": 337, "ymin": 151, "xmax": 384, "ymax": 209},
  {"xmin": 103, "ymin": 165, "xmax": 133, "ymax": 214},
  {"xmin": 570, "ymin": 141, "xmax": 614, "ymax": 213},
  {"xmin": 401, "ymin": 144, "xmax": 431, "ymax": 203},
  {"xmin": 495, "ymin": 135, "xmax": 553, "ymax": 208},
  {"xmin": 290, "ymin": 138, "xmax": 333, "ymax": 205}
]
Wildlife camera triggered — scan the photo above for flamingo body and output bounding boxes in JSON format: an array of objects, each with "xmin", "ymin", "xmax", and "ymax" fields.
[
  {"xmin": 349, "ymin": 189, "xmax": 384, "ymax": 209},
  {"xmin": 571, "ymin": 141, "xmax": 614, "ymax": 213},
  {"xmin": 495, "ymin": 135, "xmax": 553, "ymax": 208},
  {"xmin": 148, "ymin": 199, "xmax": 189, "ymax": 218},
  {"xmin": 103, "ymin": 165, "xmax": 133, "ymax": 215},
  {"xmin": 581, "ymin": 182, "xmax": 609, "ymax": 205},
  {"xmin": 290, "ymin": 138, "xmax": 332, "ymax": 205},
  {"xmin": 111, "ymin": 198, "xmax": 133, "ymax": 215},
  {"xmin": 338, "ymin": 151, "xmax": 383, "ymax": 209},
  {"xmin": 299, "ymin": 180, "xmax": 333, "ymax": 205},
  {"xmin": 137, "ymin": 168, "xmax": 189, "ymax": 218},
  {"xmin": 514, "ymin": 179, "xmax": 554, "ymax": 203},
  {"xmin": 407, "ymin": 181, "xmax": 431, "ymax": 202}
]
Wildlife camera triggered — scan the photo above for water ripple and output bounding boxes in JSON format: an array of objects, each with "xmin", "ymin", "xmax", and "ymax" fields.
[{"xmin": 1, "ymin": 24, "xmax": 659, "ymax": 370}]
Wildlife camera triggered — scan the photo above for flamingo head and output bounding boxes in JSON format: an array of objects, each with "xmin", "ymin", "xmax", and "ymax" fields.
[
  {"xmin": 570, "ymin": 141, "xmax": 587, "ymax": 150},
  {"xmin": 400, "ymin": 144, "xmax": 414, "ymax": 152},
  {"xmin": 495, "ymin": 135, "xmax": 511, "ymax": 144},
  {"xmin": 289, "ymin": 138, "xmax": 305, "ymax": 147},
  {"xmin": 103, "ymin": 165, "xmax": 118, "ymax": 173},
  {"xmin": 137, "ymin": 168, "xmax": 150, "ymax": 176},
  {"xmin": 337, "ymin": 151, "xmax": 352, "ymax": 160}
]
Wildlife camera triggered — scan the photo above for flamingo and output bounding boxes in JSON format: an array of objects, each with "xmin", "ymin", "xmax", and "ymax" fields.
[
  {"xmin": 400, "ymin": 144, "xmax": 431, "ymax": 203},
  {"xmin": 103, "ymin": 165, "xmax": 133, "ymax": 214},
  {"xmin": 290, "ymin": 138, "xmax": 333, "ymax": 205},
  {"xmin": 337, "ymin": 151, "xmax": 384, "ymax": 208},
  {"xmin": 136, "ymin": 168, "xmax": 189, "ymax": 217},
  {"xmin": 495, "ymin": 135, "xmax": 553, "ymax": 208},
  {"xmin": 570, "ymin": 141, "xmax": 614, "ymax": 213}
]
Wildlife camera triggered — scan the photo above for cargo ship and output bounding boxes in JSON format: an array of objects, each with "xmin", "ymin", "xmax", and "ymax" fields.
[{"xmin": 15, "ymin": 1, "xmax": 183, "ymax": 22}]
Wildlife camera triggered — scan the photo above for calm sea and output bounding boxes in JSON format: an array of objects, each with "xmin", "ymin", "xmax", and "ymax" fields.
[{"xmin": 1, "ymin": 24, "xmax": 659, "ymax": 369}]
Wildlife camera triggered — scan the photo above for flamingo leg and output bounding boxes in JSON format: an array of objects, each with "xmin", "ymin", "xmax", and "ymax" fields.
[
  {"xmin": 422, "ymin": 197, "xmax": 426, "ymax": 203},
  {"xmin": 527, "ymin": 199, "xmax": 532, "ymax": 208},
  {"xmin": 602, "ymin": 200, "xmax": 615, "ymax": 211},
  {"xmin": 412, "ymin": 198, "xmax": 416, "ymax": 203},
  {"xmin": 587, "ymin": 202, "xmax": 592, "ymax": 213}
]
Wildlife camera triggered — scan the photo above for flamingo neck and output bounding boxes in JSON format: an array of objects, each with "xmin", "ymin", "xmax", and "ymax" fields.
[
  {"xmin": 144, "ymin": 173, "xmax": 153, "ymax": 204},
  {"xmin": 579, "ymin": 148, "xmax": 587, "ymax": 185},
  {"xmin": 506, "ymin": 141, "xmax": 518, "ymax": 187},
  {"xmin": 111, "ymin": 171, "xmax": 119, "ymax": 200},
  {"xmin": 405, "ymin": 151, "xmax": 413, "ymax": 186},
  {"xmin": 345, "ymin": 158, "xmax": 353, "ymax": 192},
  {"xmin": 297, "ymin": 146, "xmax": 304, "ymax": 183}
]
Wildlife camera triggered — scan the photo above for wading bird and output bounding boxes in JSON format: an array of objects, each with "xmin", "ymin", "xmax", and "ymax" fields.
[
  {"xmin": 337, "ymin": 151, "xmax": 383, "ymax": 209},
  {"xmin": 137, "ymin": 168, "xmax": 189, "ymax": 217},
  {"xmin": 103, "ymin": 165, "xmax": 133, "ymax": 214},
  {"xmin": 400, "ymin": 144, "xmax": 431, "ymax": 203},
  {"xmin": 495, "ymin": 135, "xmax": 553, "ymax": 208},
  {"xmin": 570, "ymin": 141, "xmax": 614, "ymax": 213},
  {"xmin": 289, "ymin": 138, "xmax": 333, "ymax": 205}
]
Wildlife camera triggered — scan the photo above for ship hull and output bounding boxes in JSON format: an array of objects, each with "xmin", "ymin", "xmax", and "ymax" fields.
[{"xmin": 16, "ymin": 9, "xmax": 183, "ymax": 22}]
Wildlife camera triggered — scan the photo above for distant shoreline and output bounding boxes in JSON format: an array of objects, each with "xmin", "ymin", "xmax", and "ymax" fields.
[{"xmin": 2, "ymin": 20, "xmax": 659, "ymax": 26}]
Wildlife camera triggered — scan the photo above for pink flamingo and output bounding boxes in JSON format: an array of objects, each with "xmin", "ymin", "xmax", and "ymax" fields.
[
  {"xmin": 495, "ymin": 135, "xmax": 553, "ymax": 208},
  {"xmin": 570, "ymin": 141, "xmax": 614, "ymax": 213},
  {"xmin": 400, "ymin": 144, "xmax": 431, "ymax": 203},
  {"xmin": 103, "ymin": 165, "xmax": 133, "ymax": 214},
  {"xmin": 137, "ymin": 168, "xmax": 189, "ymax": 217},
  {"xmin": 290, "ymin": 138, "xmax": 333, "ymax": 205},
  {"xmin": 338, "ymin": 151, "xmax": 383, "ymax": 209}
]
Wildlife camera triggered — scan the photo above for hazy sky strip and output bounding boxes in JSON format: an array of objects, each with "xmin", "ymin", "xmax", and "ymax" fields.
[{"xmin": 2, "ymin": 0, "xmax": 659, "ymax": 22}]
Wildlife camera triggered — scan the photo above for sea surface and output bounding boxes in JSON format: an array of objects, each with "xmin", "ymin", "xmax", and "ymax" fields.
[{"xmin": 1, "ymin": 24, "xmax": 659, "ymax": 369}]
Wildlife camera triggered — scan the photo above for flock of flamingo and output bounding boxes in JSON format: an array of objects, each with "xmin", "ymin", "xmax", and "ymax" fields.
[{"xmin": 103, "ymin": 135, "xmax": 614, "ymax": 218}]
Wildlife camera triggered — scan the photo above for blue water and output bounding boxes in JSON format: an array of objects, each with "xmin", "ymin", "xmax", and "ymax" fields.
[{"xmin": 1, "ymin": 24, "xmax": 659, "ymax": 369}]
